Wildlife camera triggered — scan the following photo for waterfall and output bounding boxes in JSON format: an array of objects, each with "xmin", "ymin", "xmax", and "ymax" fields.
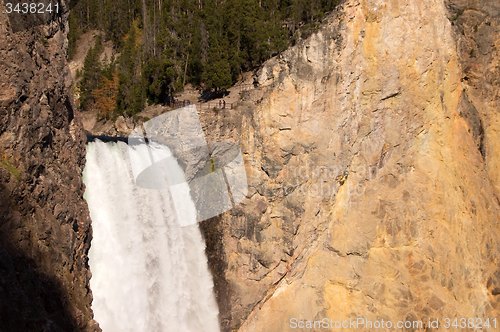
[{"xmin": 83, "ymin": 140, "xmax": 220, "ymax": 332}]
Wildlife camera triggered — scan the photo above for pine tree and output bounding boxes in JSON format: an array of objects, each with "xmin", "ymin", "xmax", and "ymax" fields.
[
  {"xmin": 68, "ymin": 12, "xmax": 79, "ymax": 59},
  {"xmin": 203, "ymin": 31, "xmax": 232, "ymax": 91},
  {"xmin": 78, "ymin": 39, "xmax": 103, "ymax": 110},
  {"xmin": 143, "ymin": 57, "xmax": 176, "ymax": 104},
  {"xmin": 115, "ymin": 25, "xmax": 145, "ymax": 116}
]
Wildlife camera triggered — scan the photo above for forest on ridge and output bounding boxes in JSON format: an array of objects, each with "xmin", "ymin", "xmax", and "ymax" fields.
[{"xmin": 69, "ymin": 0, "xmax": 340, "ymax": 117}]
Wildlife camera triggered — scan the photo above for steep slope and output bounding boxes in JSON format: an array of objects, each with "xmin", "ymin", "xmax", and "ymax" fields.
[
  {"xmin": 448, "ymin": 0, "xmax": 500, "ymax": 206},
  {"xmin": 0, "ymin": 1, "xmax": 100, "ymax": 331},
  {"xmin": 199, "ymin": 0, "xmax": 500, "ymax": 330}
]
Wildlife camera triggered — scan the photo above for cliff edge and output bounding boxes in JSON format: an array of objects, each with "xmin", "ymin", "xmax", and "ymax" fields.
[{"xmin": 199, "ymin": 0, "xmax": 500, "ymax": 330}]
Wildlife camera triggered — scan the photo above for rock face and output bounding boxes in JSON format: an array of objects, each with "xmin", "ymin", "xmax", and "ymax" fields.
[
  {"xmin": 0, "ymin": 1, "xmax": 99, "ymax": 331},
  {"xmin": 2, "ymin": 0, "xmax": 498, "ymax": 329},
  {"xmin": 198, "ymin": 0, "xmax": 500, "ymax": 331}
]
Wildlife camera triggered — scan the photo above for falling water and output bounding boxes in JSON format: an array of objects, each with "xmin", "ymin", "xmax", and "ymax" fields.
[{"xmin": 83, "ymin": 140, "xmax": 220, "ymax": 332}]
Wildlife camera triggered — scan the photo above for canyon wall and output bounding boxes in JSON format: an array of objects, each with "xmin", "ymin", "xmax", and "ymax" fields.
[
  {"xmin": 1, "ymin": 0, "xmax": 499, "ymax": 330},
  {"xmin": 0, "ymin": 1, "xmax": 100, "ymax": 331},
  {"xmin": 199, "ymin": 0, "xmax": 500, "ymax": 330}
]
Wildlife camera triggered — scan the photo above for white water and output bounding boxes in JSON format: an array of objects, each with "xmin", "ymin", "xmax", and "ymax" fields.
[{"xmin": 83, "ymin": 140, "xmax": 220, "ymax": 332}]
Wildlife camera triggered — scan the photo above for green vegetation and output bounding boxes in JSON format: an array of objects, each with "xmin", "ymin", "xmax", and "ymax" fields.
[
  {"xmin": 78, "ymin": 35, "xmax": 104, "ymax": 111},
  {"xmin": 41, "ymin": 36, "xmax": 49, "ymax": 47},
  {"xmin": 71, "ymin": 0, "xmax": 340, "ymax": 116},
  {"xmin": 1, "ymin": 159, "xmax": 21, "ymax": 181},
  {"xmin": 449, "ymin": 8, "xmax": 464, "ymax": 22}
]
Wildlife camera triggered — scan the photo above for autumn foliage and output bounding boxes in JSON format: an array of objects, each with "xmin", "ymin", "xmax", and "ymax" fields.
[{"xmin": 92, "ymin": 73, "xmax": 119, "ymax": 118}]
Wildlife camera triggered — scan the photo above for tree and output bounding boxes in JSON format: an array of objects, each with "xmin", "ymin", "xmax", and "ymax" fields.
[
  {"xmin": 69, "ymin": 0, "xmax": 341, "ymax": 108},
  {"xmin": 115, "ymin": 25, "xmax": 145, "ymax": 115},
  {"xmin": 92, "ymin": 72, "xmax": 119, "ymax": 118},
  {"xmin": 78, "ymin": 38, "xmax": 103, "ymax": 110},
  {"xmin": 143, "ymin": 57, "xmax": 176, "ymax": 104},
  {"xmin": 68, "ymin": 12, "xmax": 79, "ymax": 59},
  {"xmin": 203, "ymin": 32, "xmax": 232, "ymax": 91}
]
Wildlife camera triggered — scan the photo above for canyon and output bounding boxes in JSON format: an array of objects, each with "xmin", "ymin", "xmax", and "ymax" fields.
[{"xmin": 1, "ymin": 0, "xmax": 500, "ymax": 331}]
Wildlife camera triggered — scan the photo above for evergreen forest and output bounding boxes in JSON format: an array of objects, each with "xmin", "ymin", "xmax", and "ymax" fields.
[{"xmin": 70, "ymin": 0, "xmax": 340, "ymax": 117}]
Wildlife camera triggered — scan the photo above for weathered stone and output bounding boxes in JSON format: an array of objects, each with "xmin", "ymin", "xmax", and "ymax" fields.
[
  {"xmin": 0, "ymin": 2, "xmax": 99, "ymax": 331},
  {"xmin": 198, "ymin": 0, "xmax": 500, "ymax": 331}
]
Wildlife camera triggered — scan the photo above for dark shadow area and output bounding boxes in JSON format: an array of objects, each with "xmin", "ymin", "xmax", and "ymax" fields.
[
  {"xmin": 199, "ymin": 214, "xmax": 231, "ymax": 332},
  {"xmin": 86, "ymin": 135, "xmax": 128, "ymax": 144},
  {"xmin": 0, "ymin": 176, "xmax": 79, "ymax": 332},
  {"xmin": 198, "ymin": 90, "xmax": 230, "ymax": 103}
]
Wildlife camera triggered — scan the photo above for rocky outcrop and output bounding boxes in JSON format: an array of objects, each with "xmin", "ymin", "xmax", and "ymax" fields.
[
  {"xmin": 199, "ymin": 0, "xmax": 500, "ymax": 331},
  {"xmin": 3, "ymin": 0, "xmax": 498, "ymax": 329},
  {"xmin": 447, "ymin": 0, "xmax": 500, "ymax": 204},
  {"xmin": 0, "ymin": 1, "xmax": 99, "ymax": 331}
]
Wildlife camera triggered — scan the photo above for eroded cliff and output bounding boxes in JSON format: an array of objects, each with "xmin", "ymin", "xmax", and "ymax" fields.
[
  {"xmin": 2, "ymin": 0, "xmax": 498, "ymax": 329},
  {"xmin": 199, "ymin": 0, "xmax": 500, "ymax": 330},
  {"xmin": 0, "ymin": 1, "xmax": 99, "ymax": 330}
]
